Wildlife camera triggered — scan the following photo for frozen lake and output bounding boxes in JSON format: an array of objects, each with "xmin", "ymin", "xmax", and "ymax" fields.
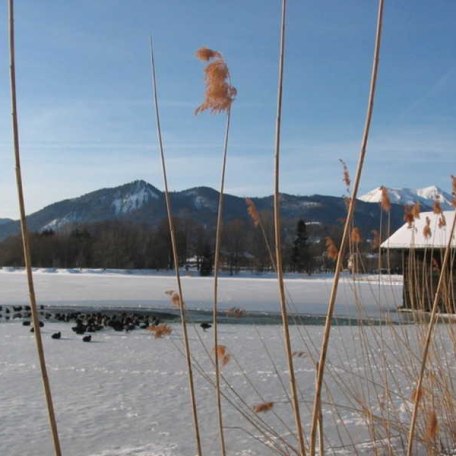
[
  {"xmin": 0, "ymin": 268, "xmax": 404, "ymax": 320},
  {"xmin": 2, "ymin": 269, "xmax": 443, "ymax": 455}
]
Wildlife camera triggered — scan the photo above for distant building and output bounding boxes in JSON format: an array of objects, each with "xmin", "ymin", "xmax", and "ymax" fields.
[{"xmin": 381, "ymin": 211, "xmax": 455, "ymax": 312}]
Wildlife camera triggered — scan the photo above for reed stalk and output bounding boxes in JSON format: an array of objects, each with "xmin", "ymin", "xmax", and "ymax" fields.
[
  {"xmin": 8, "ymin": 2, "xmax": 62, "ymax": 455},
  {"xmin": 273, "ymin": 1, "xmax": 306, "ymax": 454},
  {"xmin": 149, "ymin": 38, "xmax": 203, "ymax": 456},
  {"xmin": 211, "ymin": 109, "xmax": 231, "ymax": 456},
  {"xmin": 309, "ymin": 1, "xmax": 385, "ymax": 453},
  {"xmin": 194, "ymin": 46, "xmax": 236, "ymax": 455},
  {"xmin": 406, "ymin": 211, "xmax": 456, "ymax": 455}
]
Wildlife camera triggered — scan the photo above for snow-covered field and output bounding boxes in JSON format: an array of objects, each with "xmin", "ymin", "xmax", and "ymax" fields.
[{"xmin": 1, "ymin": 269, "xmax": 446, "ymax": 455}]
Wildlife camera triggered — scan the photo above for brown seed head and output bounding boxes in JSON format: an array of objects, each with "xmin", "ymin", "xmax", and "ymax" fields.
[
  {"xmin": 410, "ymin": 386, "xmax": 424, "ymax": 403},
  {"xmin": 325, "ymin": 237, "xmax": 338, "ymax": 260},
  {"xmin": 151, "ymin": 324, "xmax": 173, "ymax": 339},
  {"xmin": 423, "ymin": 216, "xmax": 432, "ymax": 239},
  {"xmin": 253, "ymin": 402, "xmax": 274, "ymax": 413},
  {"xmin": 424, "ymin": 410, "xmax": 438, "ymax": 442},
  {"xmin": 195, "ymin": 47, "xmax": 236, "ymax": 114},
  {"xmin": 213, "ymin": 345, "xmax": 231, "ymax": 366},
  {"xmin": 380, "ymin": 186, "xmax": 391, "ymax": 212},
  {"xmin": 351, "ymin": 227, "xmax": 362, "ymax": 244},
  {"xmin": 412, "ymin": 202, "xmax": 420, "ymax": 219},
  {"xmin": 195, "ymin": 47, "xmax": 222, "ymax": 61},
  {"xmin": 433, "ymin": 198, "xmax": 442, "ymax": 215},
  {"xmin": 438, "ymin": 214, "xmax": 446, "ymax": 228},
  {"xmin": 404, "ymin": 205, "xmax": 415, "ymax": 228},
  {"xmin": 165, "ymin": 290, "xmax": 182, "ymax": 308},
  {"xmin": 245, "ymin": 198, "xmax": 260, "ymax": 227},
  {"xmin": 339, "ymin": 159, "xmax": 351, "ymax": 190}
]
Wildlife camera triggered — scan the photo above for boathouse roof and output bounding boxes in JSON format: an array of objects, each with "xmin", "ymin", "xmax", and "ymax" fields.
[{"xmin": 381, "ymin": 210, "xmax": 455, "ymax": 249}]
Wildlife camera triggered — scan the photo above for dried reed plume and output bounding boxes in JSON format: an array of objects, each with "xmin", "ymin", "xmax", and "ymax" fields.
[
  {"xmin": 380, "ymin": 185, "xmax": 391, "ymax": 212},
  {"xmin": 245, "ymin": 198, "xmax": 260, "ymax": 227},
  {"xmin": 351, "ymin": 227, "xmax": 362, "ymax": 244},
  {"xmin": 433, "ymin": 198, "xmax": 442, "ymax": 215},
  {"xmin": 195, "ymin": 47, "xmax": 221, "ymax": 61},
  {"xmin": 410, "ymin": 386, "xmax": 424, "ymax": 403},
  {"xmin": 424, "ymin": 411, "xmax": 438, "ymax": 443},
  {"xmin": 195, "ymin": 47, "xmax": 236, "ymax": 114},
  {"xmin": 412, "ymin": 202, "xmax": 420, "ymax": 219},
  {"xmin": 404, "ymin": 205, "xmax": 415, "ymax": 228},
  {"xmin": 213, "ymin": 345, "xmax": 231, "ymax": 367},
  {"xmin": 325, "ymin": 237, "xmax": 338, "ymax": 260},
  {"xmin": 253, "ymin": 402, "xmax": 274, "ymax": 413},
  {"xmin": 150, "ymin": 324, "xmax": 173, "ymax": 339},
  {"xmin": 339, "ymin": 159, "xmax": 351, "ymax": 190},
  {"xmin": 423, "ymin": 216, "xmax": 432, "ymax": 239},
  {"xmin": 165, "ymin": 290, "xmax": 182, "ymax": 308},
  {"xmin": 195, "ymin": 45, "xmax": 236, "ymax": 456},
  {"xmin": 438, "ymin": 214, "xmax": 446, "ymax": 228}
]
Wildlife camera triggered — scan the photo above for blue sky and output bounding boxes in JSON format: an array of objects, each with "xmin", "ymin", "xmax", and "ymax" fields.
[{"xmin": 0, "ymin": 0, "xmax": 455, "ymax": 219}]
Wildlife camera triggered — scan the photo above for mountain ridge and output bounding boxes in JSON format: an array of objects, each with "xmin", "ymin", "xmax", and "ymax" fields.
[
  {"xmin": 0, "ymin": 180, "xmax": 443, "ymax": 241},
  {"xmin": 359, "ymin": 185, "xmax": 453, "ymax": 209}
]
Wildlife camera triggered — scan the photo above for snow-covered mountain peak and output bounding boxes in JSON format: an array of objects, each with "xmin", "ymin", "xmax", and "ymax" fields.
[
  {"xmin": 111, "ymin": 181, "xmax": 160, "ymax": 215},
  {"xmin": 359, "ymin": 185, "xmax": 453, "ymax": 210}
]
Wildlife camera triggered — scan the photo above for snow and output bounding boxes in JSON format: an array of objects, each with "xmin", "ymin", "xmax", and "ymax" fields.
[
  {"xmin": 359, "ymin": 185, "xmax": 453, "ymax": 209},
  {"xmin": 112, "ymin": 185, "xmax": 159, "ymax": 215},
  {"xmin": 0, "ymin": 268, "xmax": 403, "ymax": 319},
  {"xmin": 381, "ymin": 210, "xmax": 456, "ymax": 249},
  {"xmin": 0, "ymin": 269, "xmax": 445, "ymax": 455},
  {"xmin": 42, "ymin": 213, "xmax": 82, "ymax": 231}
]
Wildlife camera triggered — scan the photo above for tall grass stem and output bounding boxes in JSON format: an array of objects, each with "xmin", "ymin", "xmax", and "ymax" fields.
[
  {"xmin": 273, "ymin": 1, "xmax": 306, "ymax": 454},
  {"xmin": 309, "ymin": 1, "xmax": 385, "ymax": 453},
  {"xmin": 212, "ymin": 109, "xmax": 231, "ymax": 456},
  {"xmin": 149, "ymin": 37, "xmax": 203, "ymax": 456},
  {"xmin": 8, "ymin": 1, "xmax": 62, "ymax": 454}
]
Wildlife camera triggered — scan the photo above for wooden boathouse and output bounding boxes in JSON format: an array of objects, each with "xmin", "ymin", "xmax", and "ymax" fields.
[{"xmin": 381, "ymin": 211, "xmax": 455, "ymax": 312}]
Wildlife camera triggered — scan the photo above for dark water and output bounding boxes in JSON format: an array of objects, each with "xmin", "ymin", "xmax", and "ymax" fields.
[{"xmin": 0, "ymin": 303, "xmax": 412, "ymax": 326}]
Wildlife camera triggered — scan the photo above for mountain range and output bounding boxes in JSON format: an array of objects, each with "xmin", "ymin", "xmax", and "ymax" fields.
[
  {"xmin": 359, "ymin": 185, "xmax": 453, "ymax": 209},
  {"xmin": 0, "ymin": 180, "xmax": 450, "ymax": 241}
]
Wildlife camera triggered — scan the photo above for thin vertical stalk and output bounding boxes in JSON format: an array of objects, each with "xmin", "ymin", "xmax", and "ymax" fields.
[
  {"xmin": 8, "ymin": 2, "xmax": 62, "ymax": 455},
  {"xmin": 316, "ymin": 364, "xmax": 324, "ymax": 456},
  {"xmin": 309, "ymin": 1, "xmax": 385, "ymax": 454},
  {"xmin": 273, "ymin": 1, "xmax": 306, "ymax": 454},
  {"xmin": 406, "ymin": 212, "xmax": 456, "ymax": 455},
  {"xmin": 149, "ymin": 38, "xmax": 203, "ymax": 456},
  {"xmin": 212, "ymin": 109, "xmax": 231, "ymax": 456}
]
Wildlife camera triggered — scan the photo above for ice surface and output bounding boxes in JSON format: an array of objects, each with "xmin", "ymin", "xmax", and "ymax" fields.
[{"xmin": 1, "ymin": 269, "xmax": 437, "ymax": 455}]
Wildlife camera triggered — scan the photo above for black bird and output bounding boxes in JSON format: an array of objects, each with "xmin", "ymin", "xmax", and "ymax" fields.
[
  {"xmin": 51, "ymin": 332, "xmax": 61, "ymax": 340},
  {"xmin": 22, "ymin": 320, "xmax": 31, "ymax": 326},
  {"xmin": 82, "ymin": 335, "xmax": 92, "ymax": 342},
  {"xmin": 200, "ymin": 322, "xmax": 212, "ymax": 331}
]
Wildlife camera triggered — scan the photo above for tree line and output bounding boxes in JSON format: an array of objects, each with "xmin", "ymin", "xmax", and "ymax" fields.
[{"xmin": 0, "ymin": 215, "xmax": 394, "ymax": 275}]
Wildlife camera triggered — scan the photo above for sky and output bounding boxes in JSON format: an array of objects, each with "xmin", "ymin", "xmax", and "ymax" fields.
[{"xmin": 0, "ymin": 0, "xmax": 455, "ymax": 219}]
